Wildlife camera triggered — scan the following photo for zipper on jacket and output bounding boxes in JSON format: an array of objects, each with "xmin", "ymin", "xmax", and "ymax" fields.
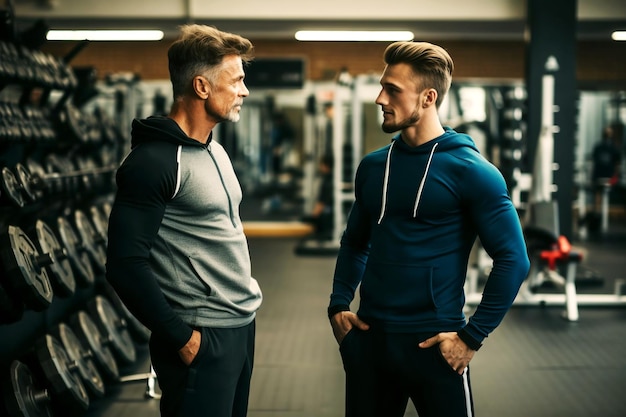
[{"xmin": 206, "ymin": 144, "xmax": 237, "ymax": 228}]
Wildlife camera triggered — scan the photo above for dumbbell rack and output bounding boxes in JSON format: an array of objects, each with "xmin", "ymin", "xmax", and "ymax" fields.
[{"xmin": 0, "ymin": 14, "xmax": 154, "ymax": 416}]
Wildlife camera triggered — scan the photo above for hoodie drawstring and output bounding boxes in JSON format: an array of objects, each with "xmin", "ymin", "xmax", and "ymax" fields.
[
  {"xmin": 413, "ymin": 142, "xmax": 438, "ymax": 218},
  {"xmin": 377, "ymin": 141, "xmax": 439, "ymax": 224},
  {"xmin": 377, "ymin": 141, "xmax": 396, "ymax": 224}
]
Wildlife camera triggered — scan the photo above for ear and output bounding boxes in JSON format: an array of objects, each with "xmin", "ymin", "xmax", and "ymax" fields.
[
  {"xmin": 193, "ymin": 76, "xmax": 211, "ymax": 100},
  {"xmin": 423, "ymin": 88, "xmax": 438, "ymax": 108}
]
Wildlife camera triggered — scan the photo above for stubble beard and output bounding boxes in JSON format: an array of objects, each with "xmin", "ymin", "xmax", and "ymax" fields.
[{"xmin": 381, "ymin": 109, "xmax": 419, "ymax": 133}]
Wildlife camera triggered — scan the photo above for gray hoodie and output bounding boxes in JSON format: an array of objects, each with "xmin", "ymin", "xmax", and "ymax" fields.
[{"xmin": 106, "ymin": 116, "xmax": 262, "ymax": 349}]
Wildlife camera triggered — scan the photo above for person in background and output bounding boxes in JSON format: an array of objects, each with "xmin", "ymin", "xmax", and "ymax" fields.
[
  {"xmin": 327, "ymin": 41, "xmax": 530, "ymax": 417},
  {"xmin": 105, "ymin": 25, "xmax": 262, "ymax": 417},
  {"xmin": 302, "ymin": 153, "xmax": 334, "ymax": 239},
  {"xmin": 591, "ymin": 125, "xmax": 621, "ymax": 213}
]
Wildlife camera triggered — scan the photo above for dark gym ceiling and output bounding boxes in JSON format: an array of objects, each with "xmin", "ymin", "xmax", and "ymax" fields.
[{"xmin": 9, "ymin": 0, "xmax": 626, "ymax": 42}]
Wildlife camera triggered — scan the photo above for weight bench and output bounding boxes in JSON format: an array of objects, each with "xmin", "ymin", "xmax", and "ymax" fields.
[
  {"xmin": 464, "ymin": 201, "xmax": 626, "ymax": 321},
  {"xmin": 522, "ymin": 226, "xmax": 584, "ymax": 321}
]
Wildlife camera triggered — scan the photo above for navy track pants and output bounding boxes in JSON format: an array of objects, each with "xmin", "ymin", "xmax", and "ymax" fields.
[
  {"xmin": 340, "ymin": 327, "xmax": 474, "ymax": 417},
  {"xmin": 149, "ymin": 321, "xmax": 255, "ymax": 417}
]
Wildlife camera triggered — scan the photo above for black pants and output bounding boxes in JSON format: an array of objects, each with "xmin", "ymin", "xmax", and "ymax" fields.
[
  {"xmin": 149, "ymin": 321, "xmax": 256, "ymax": 417},
  {"xmin": 340, "ymin": 327, "xmax": 474, "ymax": 417}
]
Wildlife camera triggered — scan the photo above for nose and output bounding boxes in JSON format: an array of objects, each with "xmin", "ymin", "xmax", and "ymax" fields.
[
  {"xmin": 375, "ymin": 89, "xmax": 386, "ymax": 106},
  {"xmin": 241, "ymin": 81, "xmax": 249, "ymax": 97}
]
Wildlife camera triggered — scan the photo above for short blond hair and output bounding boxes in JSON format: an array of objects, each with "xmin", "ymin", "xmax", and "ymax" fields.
[{"xmin": 383, "ymin": 41, "xmax": 453, "ymax": 108}]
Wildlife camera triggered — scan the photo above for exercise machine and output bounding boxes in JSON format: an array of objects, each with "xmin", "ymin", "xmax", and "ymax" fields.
[{"xmin": 465, "ymin": 60, "xmax": 626, "ymax": 320}]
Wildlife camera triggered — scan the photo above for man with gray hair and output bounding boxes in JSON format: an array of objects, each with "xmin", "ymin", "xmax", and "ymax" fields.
[{"xmin": 106, "ymin": 25, "xmax": 262, "ymax": 417}]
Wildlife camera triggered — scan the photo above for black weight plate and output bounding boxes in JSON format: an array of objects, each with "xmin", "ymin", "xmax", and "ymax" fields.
[
  {"xmin": 65, "ymin": 105, "xmax": 89, "ymax": 144},
  {"xmin": 35, "ymin": 220, "xmax": 75, "ymax": 298},
  {"xmin": 70, "ymin": 311, "xmax": 119, "ymax": 381},
  {"xmin": 101, "ymin": 282, "xmax": 151, "ymax": 343},
  {"xmin": 24, "ymin": 159, "xmax": 50, "ymax": 197},
  {"xmin": 56, "ymin": 323, "xmax": 105, "ymax": 398},
  {"xmin": 74, "ymin": 210, "xmax": 106, "ymax": 271},
  {"xmin": 0, "ymin": 225, "xmax": 54, "ymax": 311},
  {"xmin": 2, "ymin": 360, "xmax": 53, "ymax": 417},
  {"xmin": 15, "ymin": 163, "xmax": 40, "ymax": 202},
  {"xmin": 88, "ymin": 296, "xmax": 137, "ymax": 364},
  {"xmin": 1, "ymin": 167, "xmax": 25, "ymax": 207},
  {"xmin": 34, "ymin": 334, "xmax": 90, "ymax": 413},
  {"xmin": 74, "ymin": 156, "xmax": 96, "ymax": 192},
  {"xmin": 56, "ymin": 217, "xmax": 94, "ymax": 288},
  {"xmin": 89, "ymin": 206, "xmax": 108, "ymax": 246},
  {"xmin": 101, "ymin": 201, "xmax": 112, "ymax": 218}
]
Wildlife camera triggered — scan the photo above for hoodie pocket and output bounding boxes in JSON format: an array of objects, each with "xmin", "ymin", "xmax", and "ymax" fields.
[
  {"xmin": 187, "ymin": 256, "xmax": 213, "ymax": 296},
  {"xmin": 361, "ymin": 261, "xmax": 437, "ymax": 314}
]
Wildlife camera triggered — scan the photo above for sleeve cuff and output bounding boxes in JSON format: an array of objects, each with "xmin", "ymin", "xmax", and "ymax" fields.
[
  {"xmin": 327, "ymin": 304, "xmax": 350, "ymax": 319},
  {"xmin": 457, "ymin": 327, "xmax": 483, "ymax": 351}
]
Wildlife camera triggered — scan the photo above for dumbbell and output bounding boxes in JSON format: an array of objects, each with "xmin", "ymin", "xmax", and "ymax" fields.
[
  {"xmin": 86, "ymin": 295, "xmax": 137, "ymax": 365},
  {"xmin": 89, "ymin": 205, "xmax": 109, "ymax": 247},
  {"xmin": 34, "ymin": 219, "xmax": 76, "ymax": 298},
  {"xmin": 55, "ymin": 322, "xmax": 105, "ymax": 399},
  {"xmin": 100, "ymin": 281, "xmax": 151, "ymax": 344},
  {"xmin": 70, "ymin": 310, "xmax": 120, "ymax": 383},
  {"xmin": 1, "ymin": 360, "xmax": 54, "ymax": 417},
  {"xmin": 73, "ymin": 210, "xmax": 106, "ymax": 273},
  {"xmin": 0, "ymin": 161, "xmax": 48, "ymax": 207},
  {"xmin": 1, "ymin": 335, "xmax": 93, "ymax": 416},
  {"xmin": 20, "ymin": 155, "xmax": 118, "ymax": 198},
  {"xmin": 56, "ymin": 217, "xmax": 95, "ymax": 289},
  {"xmin": 0, "ymin": 225, "xmax": 54, "ymax": 324},
  {"xmin": 69, "ymin": 296, "xmax": 140, "ymax": 382}
]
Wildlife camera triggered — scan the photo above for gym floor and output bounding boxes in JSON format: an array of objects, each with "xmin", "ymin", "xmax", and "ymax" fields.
[{"xmin": 83, "ymin": 214, "xmax": 626, "ymax": 417}]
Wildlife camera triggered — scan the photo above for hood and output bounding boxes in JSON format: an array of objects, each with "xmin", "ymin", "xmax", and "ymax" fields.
[
  {"xmin": 130, "ymin": 116, "xmax": 210, "ymax": 149},
  {"xmin": 377, "ymin": 127, "xmax": 479, "ymax": 224}
]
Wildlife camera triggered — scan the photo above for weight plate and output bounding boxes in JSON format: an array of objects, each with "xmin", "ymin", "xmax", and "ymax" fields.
[
  {"xmin": 56, "ymin": 323, "xmax": 105, "ymax": 398},
  {"xmin": 24, "ymin": 159, "xmax": 50, "ymax": 197},
  {"xmin": 1, "ymin": 167, "xmax": 25, "ymax": 207},
  {"xmin": 56, "ymin": 217, "xmax": 94, "ymax": 288},
  {"xmin": 0, "ymin": 225, "xmax": 54, "ymax": 311},
  {"xmin": 2, "ymin": 360, "xmax": 53, "ymax": 417},
  {"xmin": 14, "ymin": 163, "xmax": 40, "ymax": 203},
  {"xmin": 65, "ymin": 105, "xmax": 89, "ymax": 144},
  {"xmin": 101, "ymin": 282, "xmax": 151, "ymax": 343},
  {"xmin": 34, "ymin": 334, "xmax": 90, "ymax": 413},
  {"xmin": 70, "ymin": 310, "xmax": 119, "ymax": 381},
  {"xmin": 35, "ymin": 220, "xmax": 75, "ymax": 298},
  {"xmin": 101, "ymin": 202, "xmax": 112, "ymax": 218},
  {"xmin": 74, "ymin": 156, "xmax": 96, "ymax": 193},
  {"xmin": 88, "ymin": 295, "xmax": 137, "ymax": 364},
  {"xmin": 89, "ymin": 206, "xmax": 108, "ymax": 246},
  {"xmin": 74, "ymin": 210, "xmax": 106, "ymax": 271}
]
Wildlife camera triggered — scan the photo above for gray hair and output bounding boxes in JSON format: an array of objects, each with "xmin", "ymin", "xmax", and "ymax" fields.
[{"xmin": 168, "ymin": 24, "xmax": 254, "ymax": 99}]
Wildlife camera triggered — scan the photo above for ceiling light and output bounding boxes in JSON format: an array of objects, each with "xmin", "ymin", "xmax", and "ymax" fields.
[
  {"xmin": 295, "ymin": 30, "xmax": 414, "ymax": 42},
  {"xmin": 46, "ymin": 30, "xmax": 164, "ymax": 41},
  {"xmin": 611, "ymin": 31, "xmax": 626, "ymax": 41}
]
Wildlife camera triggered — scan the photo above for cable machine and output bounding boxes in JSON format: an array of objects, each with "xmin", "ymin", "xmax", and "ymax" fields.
[{"xmin": 295, "ymin": 74, "xmax": 379, "ymax": 255}]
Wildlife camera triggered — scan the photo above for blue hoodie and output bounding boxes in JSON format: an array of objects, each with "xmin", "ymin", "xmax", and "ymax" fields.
[{"xmin": 328, "ymin": 128, "xmax": 530, "ymax": 349}]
